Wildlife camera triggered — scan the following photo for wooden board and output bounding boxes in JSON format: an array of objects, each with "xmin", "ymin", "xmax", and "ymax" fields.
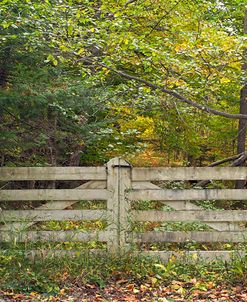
[
  {"xmin": 132, "ymin": 167, "xmax": 247, "ymax": 181},
  {"xmin": 132, "ymin": 210, "xmax": 247, "ymax": 222},
  {"xmin": 0, "ymin": 189, "xmax": 110, "ymax": 201},
  {"xmin": 0, "ymin": 180, "xmax": 106, "ymax": 231},
  {"xmin": 141, "ymin": 250, "xmax": 246, "ymax": 262},
  {"xmin": 2, "ymin": 249, "xmax": 243, "ymax": 262},
  {"xmin": 128, "ymin": 189, "xmax": 247, "ymax": 201},
  {"xmin": 0, "ymin": 210, "xmax": 108, "ymax": 222},
  {"xmin": 130, "ymin": 231, "xmax": 247, "ymax": 243},
  {"xmin": 106, "ymin": 157, "xmax": 132, "ymax": 252},
  {"xmin": 0, "ymin": 230, "xmax": 110, "ymax": 242},
  {"xmin": 130, "ymin": 182, "xmax": 243, "ymax": 231},
  {"xmin": 0, "ymin": 167, "xmax": 106, "ymax": 181}
]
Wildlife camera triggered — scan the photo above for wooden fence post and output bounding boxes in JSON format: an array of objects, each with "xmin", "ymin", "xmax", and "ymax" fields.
[{"xmin": 106, "ymin": 157, "xmax": 132, "ymax": 253}]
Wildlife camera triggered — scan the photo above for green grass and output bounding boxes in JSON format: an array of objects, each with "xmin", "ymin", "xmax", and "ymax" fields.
[{"xmin": 0, "ymin": 248, "xmax": 246, "ymax": 294}]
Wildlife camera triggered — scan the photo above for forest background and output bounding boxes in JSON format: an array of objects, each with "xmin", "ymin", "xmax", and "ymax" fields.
[{"xmin": 1, "ymin": 0, "xmax": 246, "ymax": 169}]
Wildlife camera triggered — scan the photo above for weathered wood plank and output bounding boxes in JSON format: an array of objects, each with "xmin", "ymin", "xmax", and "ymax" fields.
[
  {"xmin": 128, "ymin": 182, "xmax": 246, "ymax": 216},
  {"xmin": 128, "ymin": 189, "xmax": 247, "ymax": 201},
  {"xmin": 132, "ymin": 182, "xmax": 206, "ymax": 210},
  {"xmin": 0, "ymin": 167, "xmax": 106, "ymax": 181},
  {"xmin": 118, "ymin": 159, "xmax": 132, "ymax": 249},
  {"xmin": 130, "ymin": 231, "xmax": 247, "ymax": 243},
  {"xmin": 132, "ymin": 167, "xmax": 247, "ymax": 181},
  {"xmin": 106, "ymin": 158, "xmax": 120, "ymax": 253},
  {"xmin": 0, "ymin": 189, "xmax": 110, "ymax": 201},
  {"xmin": 0, "ymin": 230, "xmax": 110, "ymax": 242},
  {"xmin": 0, "ymin": 210, "xmax": 108, "ymax": 222},
  {"xmin": 0, "ymin": 180, "xmax": 107, "ymax": 231},
  {"xmin": 131, "ymin": 182, "xmax": 243, "ymax": 231},
  {"xmin": 2, "ymin": 249, "xmax": 244, "ymax": 263},
  {"xmin": 142, "ymin": 250, "xmax": 246, "ymax": 262},
  {"xmin": 4, "ymin": 166, "xmax": 247, "ymax": 181},
  {"xmin": 133, "ymin": 210, "xmax": 247, "ymax": 222}
]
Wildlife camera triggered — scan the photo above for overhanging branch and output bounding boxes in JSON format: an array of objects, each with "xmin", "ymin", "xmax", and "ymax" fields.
[{"xmin": 76, "ymin": 56, "xmax": 247, "ymax": 120}]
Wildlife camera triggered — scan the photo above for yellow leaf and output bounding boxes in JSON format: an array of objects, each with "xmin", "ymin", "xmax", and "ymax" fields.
[
  {"xmin": 59, "ymin": 45, "xmax": 69, "ymax": 52},
  {"xmin": 29, "ymin": 292, "xmax": 38, "ymax": 297},
  {"xmin": 150, "ymin": 277, "xmax": 158, "ymax": 285},
  {"xmin": 133, "ymin": 288, "xmax": 139, "ymax": 294},
  {"xmin": 220, "ymin": 78, "xmax": 231, "ymax": 84},
  {"xmin": 171, "ymin": 284, "xmax": 181, "ymax": 290},
  {"xmin": 140, "ymin": 284, "xmax": 148, "ymax": 292},
  {"xmin": 68, "ymin": 25, "xmax": 73, "ymax": 36},
  {"xmin": 77, "ymin": 48, "xmax": 85, "ymax": 55},
  {"xmin": 154, "ymin": 263, "xmax": 166, "ymax": 270}
]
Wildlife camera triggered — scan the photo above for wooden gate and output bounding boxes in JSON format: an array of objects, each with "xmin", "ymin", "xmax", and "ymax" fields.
[{"xmin": 0, "ymin": 157, "xmax": 246, "ymax": 260}]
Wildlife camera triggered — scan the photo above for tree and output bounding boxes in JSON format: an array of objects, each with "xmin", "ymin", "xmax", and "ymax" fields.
[
  {"xmin": 236, "ymin": 6, "xmax": 247, "ymax": 188},
  {"xmin": 1, "ymin": 0, "xmax": 246, "ymax": 167}
]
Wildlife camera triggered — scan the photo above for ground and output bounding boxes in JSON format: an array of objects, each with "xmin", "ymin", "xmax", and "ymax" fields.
[{"xmin": 1, "ymin": 282, "xmax": 246, "ymax": 302}]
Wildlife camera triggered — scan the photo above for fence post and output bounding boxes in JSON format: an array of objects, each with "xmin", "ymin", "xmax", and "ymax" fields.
[{"xmin": 106, "ymin": 157, "xmax": 132, "ymax": 253}]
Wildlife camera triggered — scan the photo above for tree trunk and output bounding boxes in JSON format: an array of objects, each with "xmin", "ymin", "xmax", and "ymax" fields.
[{"xmin": 236, "ymin": 7, "xmax": 247, "ymax": 189}]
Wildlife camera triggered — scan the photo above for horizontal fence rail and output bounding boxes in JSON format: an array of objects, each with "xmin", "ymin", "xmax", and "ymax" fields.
[
  {"xmin": 132, "ymin": 210, "xmax": 247, "ymax": 222},
  {"xmin": 132, "ymin": 166, "xmax": 247, "ymax": 181},
  {"xmin": 128, "ymin": 189, "xmax": 247, "ymax": 201},
  {"xmin": 130, "ymin": 231, "xmax": 247, "ymax": 243},
  {"xmin": 0, "ymin": 189, "xmax": 110, "ymax": 201},
  {"xmin": 0, "ymin": 167, "xmax": 107, "ymax": 181},
  {"xmin": 0, "ymin": 210, "xmax": 108, "ymax": 222},
  {"xmin": 0, "ymin": 230, "xmax": 110, "ymax": 242},
  {"xmin": 0, "ymin": 158, "xmax": 246, "ymax": 261}
]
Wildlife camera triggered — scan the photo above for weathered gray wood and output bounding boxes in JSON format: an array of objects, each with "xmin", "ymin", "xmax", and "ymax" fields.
[
  {"xmin": 0, "ymin": 230, "xmax": 110, "ymax": 242},
  {"xmin": 0, "ymin": 210, "xmax": 108, "ymax": 222},
  {"xmin": 142, "ymin": 250, "xmax": 246, "ymax": 262},
  {"xmin": 3, "ymin": 249, "xmax": 244, "ymax": 263},
  {"xmin": 106, "ymin": 158, "xmax": 120, "ymax": 253},
  {"xmin": 133, "ymin": 210, "xmax": 247, "ymax": 222},
  {"xmin": 1, "ymin": 249, "xmax": 244, "ymax": 262},
  {"xmin": 132, "ymin": 182, "xmax": 203, "ymax": 210},
  {"xmin": 2, "ymin": 162, "xmax": 247, "ymax": 251},
  {"xmin": 132, "ymin": 167, "xmax": 247, "ymax": 181},
  {"xmin": 24, "ymin": 249, "xmax": 105, "ymax": 259},
  {"xmin": 0, "ymin": 189, "xmax": 110, "ymax": 201},
  {"xmin": 0, "ymin": 180, "xmax": 106, "ymax": 231},
  {"xmin": 106, "ymin": 157, "xmax": 132, "ymax": 252},
  {"xmin": 131, "ymin": 182, "xmax": 243, "ymax": 231},
  {"xmin": 130, "ymin": 231, "xmax": 247, "ymax": 243},
  {"xmin": 0, "ymin": 167, "xmax": 107, "ymax": 181},
  {"xmin": 118, "ymin": 159, "xmax": 132, "ymax": 249},
  {"xmin": 37, "ymin": 181, "xmax": 107, "ymax": 209},
  {"xmin": 128, "ymin": 189, "xmax": 247, "ymax": 201}
]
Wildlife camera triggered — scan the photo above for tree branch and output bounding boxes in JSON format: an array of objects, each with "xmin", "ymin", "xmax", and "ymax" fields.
[
  {"xmin": 207, "ymin": 153, "xmax": 243, "ymax": 167},
  {"xmin": 195, "ymin": 151, "xmax": 247, "ymax": 187},
  {"xmin": 145, "ymin": 0, "xmax": 180, "ymax": 37},
  {"xmin": 77, "ymin": 57, "xmax": 247, "ymax": 120}
]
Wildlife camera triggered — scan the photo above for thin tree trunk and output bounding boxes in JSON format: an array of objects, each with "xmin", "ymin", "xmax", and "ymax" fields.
[
  {"xmin": 236, "ymin": 7, "xmax": 247, "ymax": 189},
  {"xmin": 47, "ymin": 113, "xmax": 58, "ymax": 189}
]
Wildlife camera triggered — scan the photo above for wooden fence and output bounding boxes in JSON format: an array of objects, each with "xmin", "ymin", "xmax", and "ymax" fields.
[{"xmin": 0, "ymin": 157, "xmax": 247, "ymax": 261}]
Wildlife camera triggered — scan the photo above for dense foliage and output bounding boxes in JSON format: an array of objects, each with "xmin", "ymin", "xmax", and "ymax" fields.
[{"xmin": 0, "ymin": 0, "xmax": 246, "ymax": 166}]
